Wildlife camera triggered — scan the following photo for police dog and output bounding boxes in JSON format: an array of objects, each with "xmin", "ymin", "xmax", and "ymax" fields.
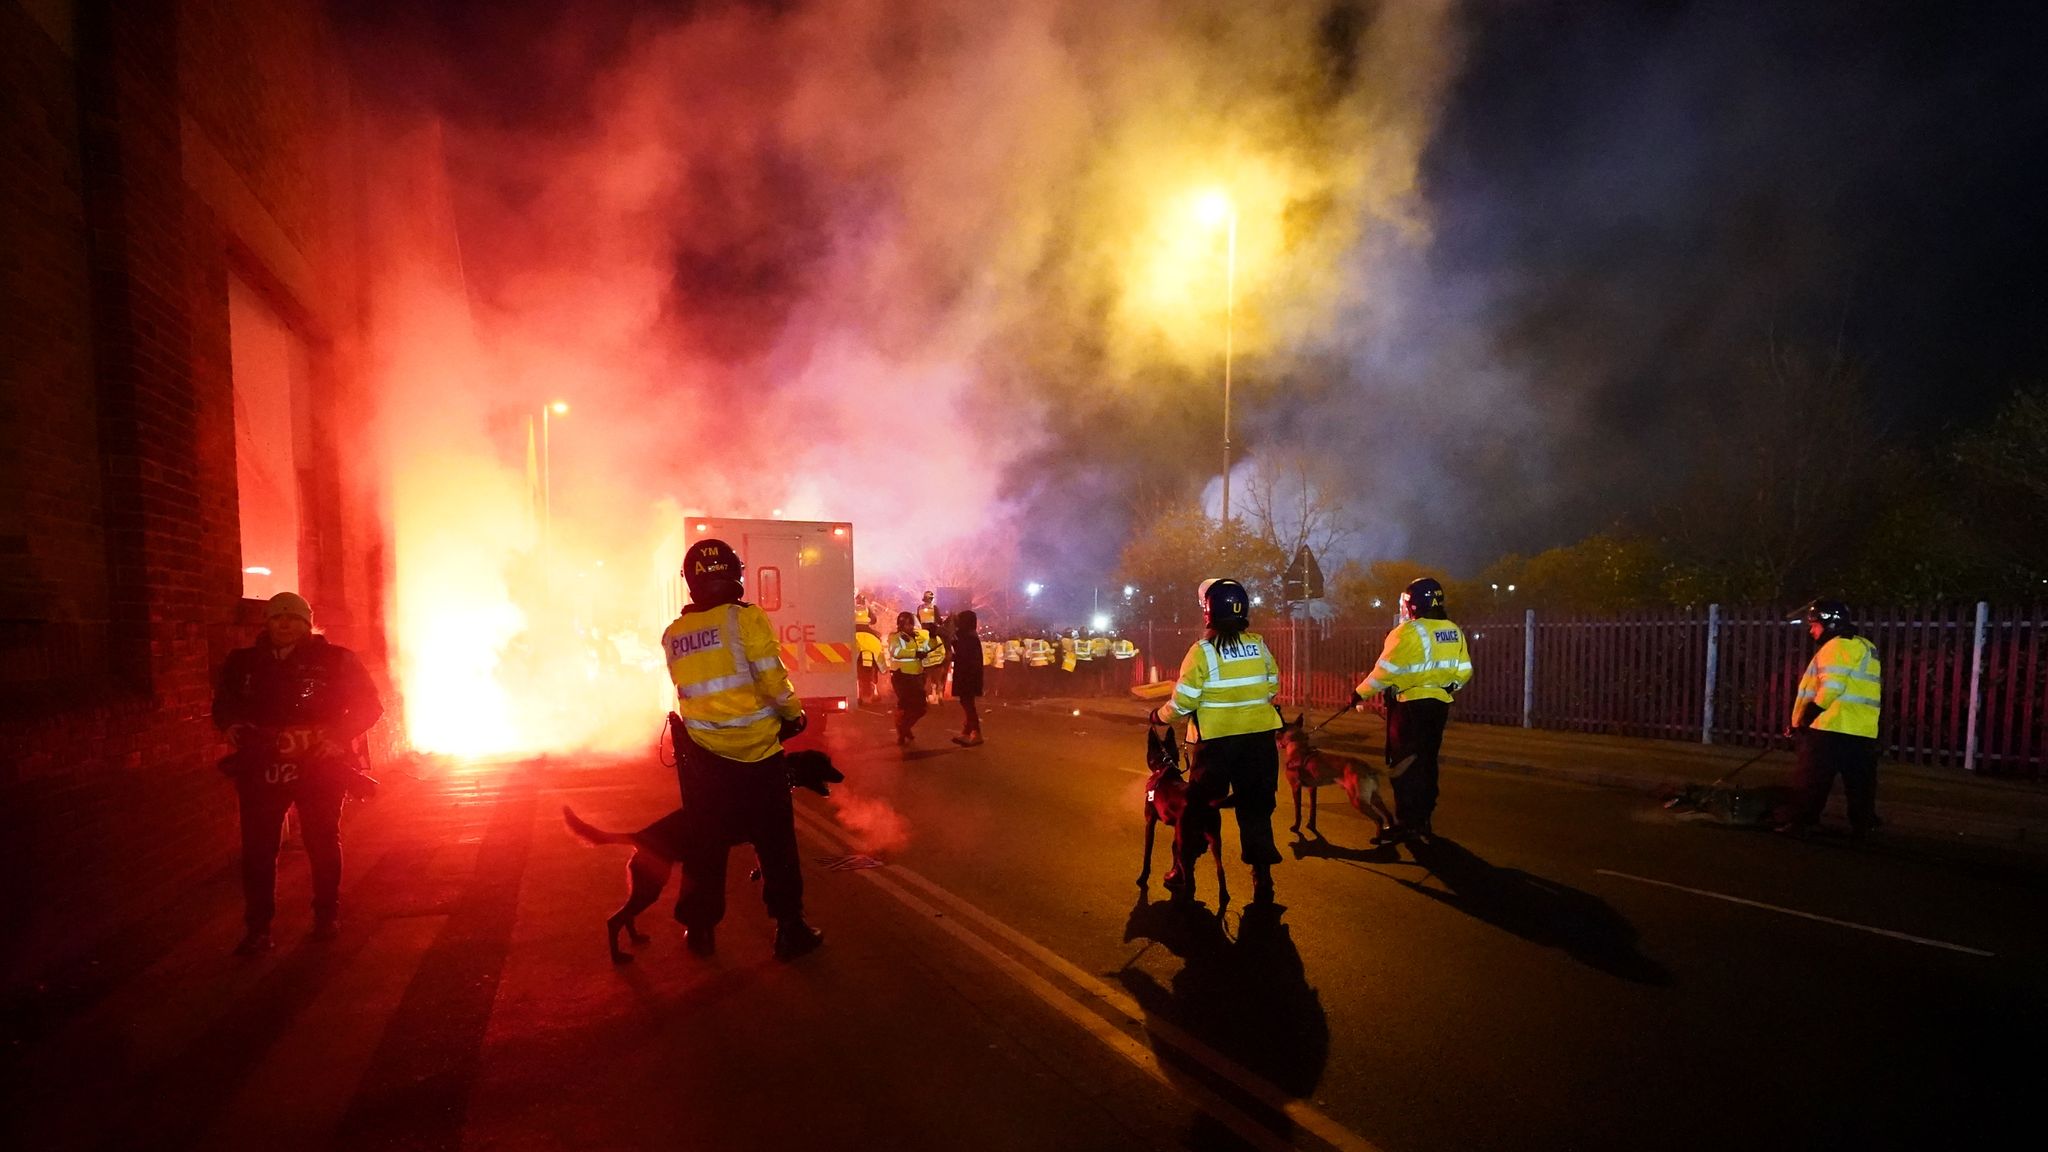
[
  {"xmin": 1277, "ymin": 713, "xmax": 1398, "ymax": 839},
  {"xmin": 1137, "ymin": 723, "xmax": 1231, "ymax": 905},
  {"xmin": 563, "ymin": 749, "xmax": 844, "ymax": 963}
]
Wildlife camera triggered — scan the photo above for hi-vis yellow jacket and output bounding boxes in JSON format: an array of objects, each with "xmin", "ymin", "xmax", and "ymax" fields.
[
  {"xmin": 921, "ymin": 628, "xmax": 948, "ymax": 670},
  {"xmin": 1794, "ymin": 634, "xmax": 1883, "ymax": 738},
  {"xmin": 1155, "ymin": 632, "xmax": 1281, "ymax": 740},
  {"xmin": 887, "ymin": 630, "xmax": 929, "ymax": 675},
  {"xmin": 663, "ymin": 602, "xmax": 802, "ymax": 763},
  {"xmin": 1359, "ymin": 618, "xmax": 1473, "ymax": 704}
]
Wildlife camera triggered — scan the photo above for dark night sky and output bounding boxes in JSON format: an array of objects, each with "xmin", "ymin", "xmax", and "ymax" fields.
[{"xmin": 340, "ymin": 0, "xmax": 2048, "ymax": 572}]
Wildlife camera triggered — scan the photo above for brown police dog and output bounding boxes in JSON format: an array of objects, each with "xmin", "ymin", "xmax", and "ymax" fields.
[
  {"xmin": 563, "ymin": 749, "xmax": 843, "ymax": 963},
  {"xmin": 1136, "ymin": 723, "xmax": 1231, "ymax": 905},
  {"xmin": 1277, "ymin": 713, "xmax": 1400, "ymax": 839}
]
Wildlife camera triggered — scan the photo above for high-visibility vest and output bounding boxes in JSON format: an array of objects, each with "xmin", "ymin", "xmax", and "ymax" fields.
[
  {"xmin": 854, "ymin": 603, "xmax": 873, "ymax": 627},
  {"xmin": 1070, "ymin": 637, "xmax": 1090, "ymax": 661},
  {"xmin": 1112, "ymin": 639, "xmax": 1137, "ymax": 660},
  {"xmin": 1158, "ymin": 632, "xmax": 1280, "ymax": 739},
  {"xmin": 662, "ymin": 602, "xmax": 801, "ymax": 763},
  {"xmin": 1061, "ymin": 649, "xmax": 1077, "ymax": 672},
  {"xmin": 888, "ymin": 631, "xmax": 928, "ymax": 675},
  {"xmin": 1089, "ymin": 637, "xmax": 1111, "ymax": 659},
  {"xmin": 983, "ymin": 640, "xmax": 1002, "ymax": 668},
  {"xmin": 855, "ymin": 630, "xmax": 884, "ymax": 668},
  {"xmin": 1026, "ymin": 639, "xmax": 1051, "ymax": 666},
  {"xmin": 1358, "ymin": 618, "xmax": 1473, "ymax": 704},
  {"xmin": 918, "ymin": 603, "xmax": 938, "ymax": 625},
  {"xmin": 1794, "ymin": 634, "xmax": 1882, "ymax": 739},
  {"xmin": 1005, "ymin": 639, "xmax": 1024, "ymax": 664},
  {"xmin": 920, "ymin": 628, "xmax": 948, "ymax": 670}
]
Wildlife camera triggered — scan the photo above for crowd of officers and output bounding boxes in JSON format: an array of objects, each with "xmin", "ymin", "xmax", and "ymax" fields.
[
  {"xmin": 852, "ymin": 590, "xmax": 1142, "ymax": 716},
  {"xmin": 203, "ymin": 547, "xmax": 1884, "ymax": 958}
]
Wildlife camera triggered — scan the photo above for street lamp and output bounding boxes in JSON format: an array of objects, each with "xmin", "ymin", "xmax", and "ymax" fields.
[
  {"xmin": 541, "ymin": 401, "xmax": 569, "ymax": 546},
  {"xmin": 1194, "ymin": 189, "xmax": 1236, "ymax": 530}
]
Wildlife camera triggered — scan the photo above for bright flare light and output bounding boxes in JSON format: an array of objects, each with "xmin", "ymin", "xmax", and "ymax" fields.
[
  {"xmin": 549, "ymin": 400, "xmax": 570, "ymax": 415},
  {"xmin": 1091, "ymin": 613, "xmax": 1111, "ymax": 631}
]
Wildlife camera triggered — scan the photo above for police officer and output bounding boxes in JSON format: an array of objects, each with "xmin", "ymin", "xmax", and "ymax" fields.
[
  {"xmin": 887, "ymin": 610, "xmax": 931, "ymax": 746},
  {"xmin": 1776, "ymin": 598, "xmax": 1885, "ymax": 839},
  {"xmin": 1150, "ymin": 578, "xmax": 1284, "ymax": 904},
  {"xmin": 1352, "ymin": 577, "xmax": 1472, "ymax": 843},
  {"xmin": 212, "ymin": 591, "xmax": 382, "ymax": 955},
  {"xmin": 662, "ymin": 539, "xmax": 823, "ymax": 960},
  {"xmin": 917, "ymin": 589, "xmax": 940, "ymax": 627}
]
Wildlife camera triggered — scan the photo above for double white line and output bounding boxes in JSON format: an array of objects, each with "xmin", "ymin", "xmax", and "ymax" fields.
[{"xmin": 791, "ymin": 804, "xmax": 1382, "ymax": 1152}]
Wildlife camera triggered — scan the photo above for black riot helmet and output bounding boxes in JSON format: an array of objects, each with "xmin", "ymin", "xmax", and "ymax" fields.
[
  {"xmin": 1202, "ymin": 578, "xmax": 1251, "ymax": 631},
  {"xmin": 1797, "ymin": 597, "xmax": 1855, "ymax": 639},
  {"xmin": 1401, "ymin": 577, "xmax": 1446, "ymax": 620},
  {"xmin": 682, "ymin": 538, "xmax": 745, "ymax": 606}
]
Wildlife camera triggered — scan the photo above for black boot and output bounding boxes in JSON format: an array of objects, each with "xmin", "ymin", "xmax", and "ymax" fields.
[
  {"xmin": 1251, "ymin": 866, "xmax": 1275, "ymax": 905},
  {"xmin": 774, "ymin": 919, "xmax": 824, "ymax": 961}
]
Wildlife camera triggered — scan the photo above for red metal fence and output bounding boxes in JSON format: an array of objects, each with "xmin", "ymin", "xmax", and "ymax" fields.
[{"xmin": 1138, "ymin": 603, "xmax": 2048, "ymax": 778}]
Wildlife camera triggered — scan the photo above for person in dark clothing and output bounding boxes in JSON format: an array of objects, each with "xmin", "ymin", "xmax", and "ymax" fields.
[
  {"xmin": 213, "ymin": 592, "xmax": 382, "ymax": 955},
  {"xmin": 950, "ymin": 610, "xmax": 985, "ymax": 746}
]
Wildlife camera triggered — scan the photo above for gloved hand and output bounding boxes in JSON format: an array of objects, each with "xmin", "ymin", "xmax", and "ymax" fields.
[
  {"xmin": 777, "ymin": 712, "xmax": 809, "ymax": 741},
  {"xmin": 1350, "ymin": 690, "xmax": 1369, "ymax": 712},
  {"xmin": 1795, "ymin": 702, "xmax": 1822, "ymax": 730}
]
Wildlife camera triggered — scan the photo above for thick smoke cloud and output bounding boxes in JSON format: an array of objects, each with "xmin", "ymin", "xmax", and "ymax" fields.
[{"xmin": 341, "ymin": 0, "xmax": 2041, "ymax": 753}]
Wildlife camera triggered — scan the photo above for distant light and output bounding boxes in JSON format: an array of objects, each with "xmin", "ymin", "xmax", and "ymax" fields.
[
  {"xmin": 549, "ymin": 401, "xmax": 569, "ymax": 415},
  {"xmin": 836, "ymin": 699, "xmax": 848, "ymax": 710},
  {"xmin": 1507, "ymin": 584, "xmax": 1516, "ymax": 592},
  {"xmin": 833, "ymin": 527, "xmax": 846, "ymax": 536},
  {"xmin": 1122, "ymin": 585, "xmax": 1135, "ymax": 597},
  {"xmin": 1491, "ymin": 583, "xmax": 1498, "ymax": 590},
  {"xmin": 1072, "ymin": 709, "xmax": 1082, "ymax": 717},
  {"xmin": 1251, "ymin": 596, "xmax": 1263, "ymax": 606},
  {"xmin": 1025, "ymin": 582, "xmax": 1042, "ymax": 597},
  {"xmin": 1091, "ymin": 613, "xmax": 1111, "ymax": 631},
  {"xmin": 695, "ymin": 523, "xmax": 708, "ymax": 532},
  {"xmin": 772, "ymin": 508, "xmax": 783, "ymax": 517},
  {"xmin": 242, "ymin": 566, "xmax": 272, "ymax": 576},
  {"xmin": 1372, "ymin": 598, "xmax": 1382, "ymax": 608},
  {"xmin": 1193, "ymin": 188, "xmax": 1233, "ymax": 228}
]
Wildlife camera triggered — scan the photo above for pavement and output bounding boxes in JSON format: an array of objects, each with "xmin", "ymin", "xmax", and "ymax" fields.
[
  {"xmin": 1033, "ymin": 694, "xmax": 2048, "ymax": 861},
  {"xmin": 5, "ymin": 699, "xmax": 2045, "ymax": 1151}
]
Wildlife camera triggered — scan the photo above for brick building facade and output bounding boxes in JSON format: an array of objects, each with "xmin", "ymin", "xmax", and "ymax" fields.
[{"xmin": 1, "ymin": 0, "xmax": 392, "ymax": 988}]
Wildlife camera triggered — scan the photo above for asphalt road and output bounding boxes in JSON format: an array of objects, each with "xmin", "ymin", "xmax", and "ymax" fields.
[{"xmin": 8, "ymin": 698, "xmax": 2045, "ymax": 1151}]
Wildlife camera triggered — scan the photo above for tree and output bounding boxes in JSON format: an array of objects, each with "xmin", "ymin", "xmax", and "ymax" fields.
[
  {"xmin": 1652, "ymin": 337, "xmax": 1884, "ymax": 602},
  {"xmin": 1116, "ymin": 506, "xmax": 1286, "ymax": 625},
  {"xmin": 1239, "ymin": 451, "xmax": 1360, "ymax": 576}
]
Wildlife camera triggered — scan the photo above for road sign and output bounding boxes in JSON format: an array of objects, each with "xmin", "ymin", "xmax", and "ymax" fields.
[{"xmin": 1282, "ymin": 546, "xmax": 1324, "ymax": 601}]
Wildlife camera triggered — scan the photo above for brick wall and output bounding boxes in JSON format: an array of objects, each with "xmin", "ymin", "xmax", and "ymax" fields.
[{"xmin": 0, "ymin": 0, "xmax": 390, "ymax": 989}]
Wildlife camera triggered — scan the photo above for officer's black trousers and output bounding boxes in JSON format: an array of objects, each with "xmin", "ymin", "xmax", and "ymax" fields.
[
  {"xmin": 1174, "ymin": 730, "xmax": 1283, "ymax": 883},
  {"xmin": 1386, "ymin": 698, "xmax": 1450, "ymax": 828},
  {"xmin": 892, "ymin": 671, "xmax": 927, "ymax": 738},
  {"xmin": 675, "ymin": 750, "xmax": 803, "ymax": 929},
  {"xmin": 238, "ymin": 767, "xmax": 347, "ymax": 928},
  {"xmin": 1790, "ymin": 728, "xmax": 1880, "ymax": 831}
]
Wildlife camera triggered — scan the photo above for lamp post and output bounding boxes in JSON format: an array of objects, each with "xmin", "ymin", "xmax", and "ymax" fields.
[
  {"xmin": 541, "ymin": 400, "xmax": 568, "ymax": 546},
  {"xmin": 1195, "ymin": 190, "xmax": 1237, "ymax": 530}
]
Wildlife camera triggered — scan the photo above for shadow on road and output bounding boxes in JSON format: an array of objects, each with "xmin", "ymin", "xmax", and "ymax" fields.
[
  {"xmin": 1118, "ymin": 899, "xmax": 1329, "ymax": 1147},
  {"xmin": 1287, "ymin": 831, "xmax": 1398, "ymax": 864},
  {"xmin": 1401, "ymin": 837, "xmax": 1672, "ymax": 985}
]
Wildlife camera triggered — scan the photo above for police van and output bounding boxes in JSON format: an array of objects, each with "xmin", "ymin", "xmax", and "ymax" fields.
[{"xmin": 668, "ymin": 517, "xmax": 857, "ymax": 739}]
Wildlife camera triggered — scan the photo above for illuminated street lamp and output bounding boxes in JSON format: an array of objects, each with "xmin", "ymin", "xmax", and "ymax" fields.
[
  {"xmin": 1025, "ymin": 582, "xmax": 1043, "ymax": 598},
  {"xmin": 541, "ymin": 401, "xmax": 569, "ymax": 545},
  {"xmin": 1194, "ymin": 189, "xmax": 1237, "ymax": 529}
]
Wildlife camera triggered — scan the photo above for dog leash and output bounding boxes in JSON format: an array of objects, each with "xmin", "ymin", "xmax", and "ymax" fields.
[{"xmin": 1307, "ymin": 701, "xmax": 1354, "ymax": 735}]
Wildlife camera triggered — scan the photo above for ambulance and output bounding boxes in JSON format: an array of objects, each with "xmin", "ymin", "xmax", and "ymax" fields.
[{"xmin": 667, "ymin": 517, "xmax": 857, "ymax": 739}]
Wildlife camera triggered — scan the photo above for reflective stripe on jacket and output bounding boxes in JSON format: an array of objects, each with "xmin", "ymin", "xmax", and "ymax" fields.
[
  {"xmin": 1161, "ymin": 632, "xmax": 1280, "ymax": 740},
  {"xmin": 1358, "ymin": 618, "xmax": 1473, "ymax": 704},
  {"xmin": 663, "ymin": 602, "xmax": 801, "ymax": 763},
  {"xmin": 1794, "ymin": 634, "xmax": 1882, "ymax": 739},
  {"xmin": 888, "ymin": 631, "xmax": 929, "ymax": 675}
]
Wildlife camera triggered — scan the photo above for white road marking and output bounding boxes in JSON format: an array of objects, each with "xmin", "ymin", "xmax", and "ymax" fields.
[
  {"xmin": 1594, "ymin": 869, "xmax": 1996, "ymax": 957},
  {"xmin": 793, "ymin": 805, "xmax": 1383, "ymax": 1152}
]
